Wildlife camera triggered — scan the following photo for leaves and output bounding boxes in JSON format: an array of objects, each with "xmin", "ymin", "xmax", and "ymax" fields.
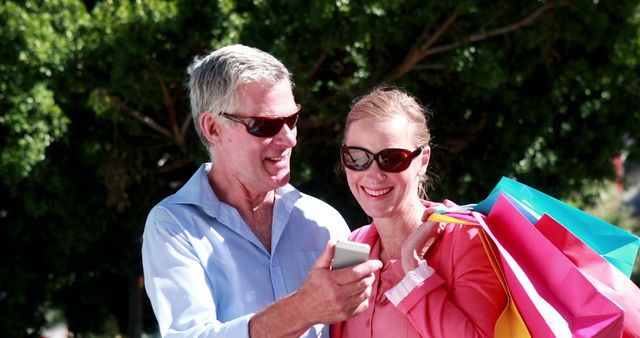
[
  {"xmin": 1, "ymin": 0, "xmax": 639, "ymax": 335},
  {"xmin": 0, "ymin": 83, "xmax": 68, "ymax": 181}
]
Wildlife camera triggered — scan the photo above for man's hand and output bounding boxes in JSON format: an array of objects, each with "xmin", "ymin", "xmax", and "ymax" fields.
[
  {"xmin": 400, "ymin": 204, "xmax": 446, "ymax": 273},
  {"xmin": 248, "ymin": 241, "xmax": 382, "ymax": 338},
  {"xmin": 295, "ymin": 241, "xmax": 382, "ymax": 324}
]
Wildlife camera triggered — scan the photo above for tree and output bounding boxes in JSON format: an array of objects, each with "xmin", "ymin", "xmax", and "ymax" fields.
[{"xmin": 1, "ymin": 0, "xmax": 639, "ymax": 335}]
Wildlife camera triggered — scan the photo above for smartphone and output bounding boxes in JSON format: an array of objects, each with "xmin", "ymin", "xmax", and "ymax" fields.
[{"xmin": 332, "ymin": 240, "xmax": 371, "ymax": 269}]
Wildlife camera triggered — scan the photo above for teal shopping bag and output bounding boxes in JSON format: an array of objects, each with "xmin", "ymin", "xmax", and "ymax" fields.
[{"xmin": 476, "ymin": 177, "xmax": 640, "ymax": 277}]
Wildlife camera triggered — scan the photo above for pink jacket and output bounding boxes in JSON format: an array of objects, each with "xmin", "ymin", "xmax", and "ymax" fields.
[{"xmin": 331, "ymin": 220, "xmax": 506, "ymax": 338}]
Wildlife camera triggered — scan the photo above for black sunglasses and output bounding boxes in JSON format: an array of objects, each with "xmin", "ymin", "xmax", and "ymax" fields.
[
  {"xmin": 341, "ymin": 146, "xmax": 423, "ymax": 173},
  {"xmin": 221, "ymin": 104, "xmax": 301, "ymax": 137}
]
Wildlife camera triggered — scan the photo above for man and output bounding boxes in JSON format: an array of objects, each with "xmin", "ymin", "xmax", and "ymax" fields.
[{"xmin": 142, "ymin": 44, "xmax": 382, "ymax": 337}]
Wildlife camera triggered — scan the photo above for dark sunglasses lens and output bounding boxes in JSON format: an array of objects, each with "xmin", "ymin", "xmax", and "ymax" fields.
[
  {"xmin": 247, "ymin": 113, "xmax": 298, "ymax": 137},
  {"xmin": 285, "ymin": 113, "xmax": 299, "ymax": 129},
  {"xmin": 378, "ymin": 149, "xmax": 412, "ymax": 172},
  {"xmin": 247, "ymin": 119, "xmax": 283, "ymax": 137},
  {"xmin": 342, "ymin": 148, "xmax": 373, "ymax": 171}
]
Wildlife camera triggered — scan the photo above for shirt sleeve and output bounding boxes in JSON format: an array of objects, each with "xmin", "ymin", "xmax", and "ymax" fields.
[
  {"xmin": 142, "ymin": 206, "xmax": 251, "ymax": 338},
  {"xmin": 384, "ymin": 224, "xmax": 506, "ymax": 338},
  {"xmin": 384, "ymin": 260, "xmax": 438, "ymax": 306}
]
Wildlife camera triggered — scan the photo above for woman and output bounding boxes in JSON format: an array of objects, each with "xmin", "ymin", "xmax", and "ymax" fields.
[{"xmin": 332, "ymin": 87, "xmax": 506, "ymax": 337}]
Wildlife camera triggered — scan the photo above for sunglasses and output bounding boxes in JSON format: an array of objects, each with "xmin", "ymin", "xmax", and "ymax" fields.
[
  {"xmin": 221, "ymin": 104, "xmax": 301, "ymax": 137},
  {"xmin": 341, "ymin": 146, "xmax": 423, "ymax": 173}
]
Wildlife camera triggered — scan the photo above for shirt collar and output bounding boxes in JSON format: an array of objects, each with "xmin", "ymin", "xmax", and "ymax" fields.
[
  {"xmin": 167, "ymin": 163, "xmax": 300, "ymax": 218},
  {"xmin": 166, "ymin": 163, "xmax": 219, "ymax": 213}
]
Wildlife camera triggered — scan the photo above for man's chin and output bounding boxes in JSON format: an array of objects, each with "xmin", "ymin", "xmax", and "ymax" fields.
[{"xmin": 271, "ymin": 171, "xmax": 291, "ymax": 187}]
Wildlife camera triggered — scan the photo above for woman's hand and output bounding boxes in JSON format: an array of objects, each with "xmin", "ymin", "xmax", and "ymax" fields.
[{"xmin": 400, "ymin": 205, "xmax": 446, "ymax": 273}]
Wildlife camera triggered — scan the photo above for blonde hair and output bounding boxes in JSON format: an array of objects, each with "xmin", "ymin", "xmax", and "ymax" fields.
[{"xmin": 343, "ymin": 86, "xmax": 433, "ymax": 198}]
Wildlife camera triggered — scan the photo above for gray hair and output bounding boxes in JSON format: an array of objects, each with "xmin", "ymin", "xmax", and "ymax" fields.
[{"xmin": 187, "ymin": 44, "xmax": 293, "ymax": 154}]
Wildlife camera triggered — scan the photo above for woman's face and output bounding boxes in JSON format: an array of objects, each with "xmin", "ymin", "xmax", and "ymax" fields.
[{"xmin": 343, "ymin": 116, "xmax": 429, "ymax": 220}]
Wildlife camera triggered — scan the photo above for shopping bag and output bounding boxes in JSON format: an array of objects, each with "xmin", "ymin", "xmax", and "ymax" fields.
[
  {"xmin": 433, "ymin": 210, "xmax": 572, "ymax": 337},
  {"xmin": 487, "ymin": 195, "xmax": 624, "ymax": 337},
  {"xmin": 536, "ymin": 214, "xmax": 640, "ymax": 337},
  {"xmin": 431, "ymin": 194, "xmax": 625, "ymax": 337},
  {"xmin": 429, "ymin": 212, "xmax": 532, "ymax": 338},
  {"xmin": 475, "ymin": 176, "xmax": 640, "ymax": 277}
]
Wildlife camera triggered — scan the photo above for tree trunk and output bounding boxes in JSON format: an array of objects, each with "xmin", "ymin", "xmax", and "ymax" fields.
[{"xmin": 128, "ymin": 275, "xmax": 144, "ymax": 338}]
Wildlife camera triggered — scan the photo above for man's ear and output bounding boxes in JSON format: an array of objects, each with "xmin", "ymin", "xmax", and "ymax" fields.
[{"xmin": 199, "ymin": 112, "xmax": 221, "ymax": 143}]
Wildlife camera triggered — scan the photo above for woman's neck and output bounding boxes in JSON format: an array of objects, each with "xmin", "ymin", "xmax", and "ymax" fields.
[{"xmin": 375, "ymin": 199, "xmax": 426, "ymax": 262}]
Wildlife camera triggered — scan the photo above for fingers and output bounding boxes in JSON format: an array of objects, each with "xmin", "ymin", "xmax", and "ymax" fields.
[
  {"xmin": 329, "ymin": 260, "xmax": 380, "ymax": 315},
  {"xmin": 401, "ymin": 220, "xmax": 445, "ymax": 273},
  {"xmin": 300, "ymin": 259, "xmax": 379, "ymax": 323},
  {"xmin": 331, "ymin": 259, "xmax": 382, "ymax": 285},
  {"xmin": 422, "ymin": 205, "xmax": 445, "ymax": 222},
  {"xmin": 331, "ymin": 271, "xmax": 377, "ymax": 318},
  {"xmin": 311, "ymin": 240, "xmax": 336, "ymax": 270},
  {"xmin": 333, "ymin": 290, "xmax": 372, "ymax": 321},
  {"xmin": 421, "ymin": 200, "xmax": 439, "ymax": 208},
  {"xmin": 351, "ymin": 298, "xmax": 372, "ymax": 316},
  {"xmin": 419, "ymin": 222, "xmax": 446, "ymax": 259},
  {"xmin": 402, "ymin": 221, "xmax": 438, "ymax": 259},
  {"xmin": 332, "ymin": 271, "xmax": 376, "ymax": 299},
  {"xmin": 413, "ymin": 220, "xmax": 438, "ymax": 241}
]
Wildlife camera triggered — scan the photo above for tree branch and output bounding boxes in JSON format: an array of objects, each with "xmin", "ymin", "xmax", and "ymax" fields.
[
  {"xmin": 388, "ymin": 2, "xmax": 556, "ymax": 81},
  {"xmin": 308, "ymin": 50, "xmax": 327, "ymax": 79},
  {"xmin": 387, "ymin": 11, "xmax": 459, "ymax": 82},
  {"xmin": 104, "ymin": 91, "xmax": 173, "ymax": 138},
  {"xmin": 425, "ymin": 2, "xmax": 555, "ymax": 57},
  {"xmin": 180, "ymin": 114, "xmax": 192, "ymax": 137},
  {"xmin": 422, "ymin": 11, "xmax": 461, "ymax": 53},
  {"xmin": 146, "ymin": 60, "xmax": 185, "ymax": 146}
]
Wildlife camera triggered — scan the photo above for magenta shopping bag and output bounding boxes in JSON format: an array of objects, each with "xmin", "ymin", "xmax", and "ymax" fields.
[
  {"xmin": 476, "ymin": 177, "xmax": 640, "ymax": 277},
  {"xmin": 484, "ymin": 196, "xmax": 624, "ymax": 337},
  {"xmin": 432, "ymin": 195, "xmax": 625, "ymax": 337},
  {"xmin": 536, "ymin": 215, "xmax": 640, "ymax": 337}
]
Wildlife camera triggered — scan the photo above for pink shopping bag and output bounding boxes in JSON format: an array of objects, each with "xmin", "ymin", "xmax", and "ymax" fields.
[
  {"xmin": 536, "ymin": 214, "xmax": 640, "ymax": 337},
  {"xmin": 434, "ymin": 195, "xmax": 625, "ymax": 337},
  {"xmin": 484, "ymin": 195, "xmax": 624, "ymax": 337}
]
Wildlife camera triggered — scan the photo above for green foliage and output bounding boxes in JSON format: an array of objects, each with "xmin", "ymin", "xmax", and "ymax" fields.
[
  {"xmin": 580, "ymin": 179, "xmax": 640, "ymax": 288},
  {"xmin": 1, "ymin": 0, "xmax": 640, "ymax": 335},
  {"xmin": 0, "ymin": 83, "xmax": 69, "ymax": 181}
]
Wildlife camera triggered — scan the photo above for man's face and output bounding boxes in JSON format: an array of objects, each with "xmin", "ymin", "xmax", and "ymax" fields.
[{"xmin": 213, "ymin": 80, "xmax": 298, "ymax": 195}]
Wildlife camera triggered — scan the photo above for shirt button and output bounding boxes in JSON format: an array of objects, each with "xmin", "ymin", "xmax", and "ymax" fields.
[{"xmin": 366, "ymin": 319, "xmax": 371, "ymax": 327}]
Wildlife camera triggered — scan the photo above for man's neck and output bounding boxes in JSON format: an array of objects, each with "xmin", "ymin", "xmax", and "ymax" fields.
[{"xmin": 208, "ymin": 167, "xmax": 275, "ymax": 252}]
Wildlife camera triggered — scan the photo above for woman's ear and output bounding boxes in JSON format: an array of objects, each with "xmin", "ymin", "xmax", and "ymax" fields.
[
  {"xmin": 199, "ymin": 112, "xmax": 221, "ymax": 144},
  {"xmin": 420, "ymin": 145, "xmax": 431, "ymax": 174}
]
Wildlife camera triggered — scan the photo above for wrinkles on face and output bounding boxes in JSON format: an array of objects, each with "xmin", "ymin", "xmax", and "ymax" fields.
[{"xmin": 210, "ymin": 80, "xmax": 298, "ymax": 202}]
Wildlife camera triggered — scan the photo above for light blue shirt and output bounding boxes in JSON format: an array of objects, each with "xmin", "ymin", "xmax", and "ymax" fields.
[{"xmin": 142, "ymin": 164, "xmax": 350, "ymax": 337}]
